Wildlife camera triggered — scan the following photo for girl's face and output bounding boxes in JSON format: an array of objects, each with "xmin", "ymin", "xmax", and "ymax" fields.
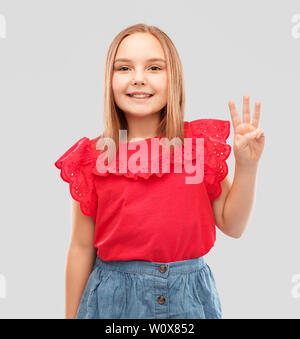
[{"xmin": 112, "ymin": 33, "xmax": 168, "ymax": 118}]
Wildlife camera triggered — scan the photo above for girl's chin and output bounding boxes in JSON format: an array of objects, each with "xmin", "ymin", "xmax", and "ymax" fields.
[{"xmin": 123, "ymin": 110, "xmax": 160, "ymax": 117}]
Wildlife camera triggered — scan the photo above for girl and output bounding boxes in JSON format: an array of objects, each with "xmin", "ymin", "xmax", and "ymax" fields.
[{"xmin": 54, "ymin": 24, "xmax": 265, "ymax": 319}]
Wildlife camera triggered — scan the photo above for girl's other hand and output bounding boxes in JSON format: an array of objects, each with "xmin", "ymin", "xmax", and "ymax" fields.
[{"xmin": 228, "ymin": 95, "xmax": 265, "ymax": 168}]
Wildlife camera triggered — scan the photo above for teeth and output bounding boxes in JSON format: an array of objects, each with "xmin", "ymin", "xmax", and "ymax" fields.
[{"xmin": 130, "ymin": 94, "xmax": 152, "ymax": 98}]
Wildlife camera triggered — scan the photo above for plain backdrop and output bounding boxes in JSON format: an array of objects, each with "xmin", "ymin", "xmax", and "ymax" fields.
[{"xmin": 0, "ymin": 0, "xmax": 299, "ymax": 319}]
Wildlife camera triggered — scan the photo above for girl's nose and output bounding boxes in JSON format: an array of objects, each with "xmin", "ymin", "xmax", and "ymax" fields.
[
  {"xmin": 132, "ymin": 79, "xmax": 146, "ymax": 85},
  {"xmin": 131, "ymin": 70, "xmax": 147, "ymax": 84}
]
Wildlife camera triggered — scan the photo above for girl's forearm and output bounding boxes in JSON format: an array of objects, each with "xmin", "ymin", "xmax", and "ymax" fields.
[
  {"xmin": 221, "ymin": 162, "xmax": 259, "ymax": 238},
  {"xmin": 65, "ymin": 246, "xmax": 97, "ymax": 319}
]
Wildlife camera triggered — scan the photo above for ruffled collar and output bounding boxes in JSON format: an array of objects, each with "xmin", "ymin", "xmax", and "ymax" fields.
[
  {"xmin": 88, "ymin": 119, "xmax": 230, "ymax": 181},
  {"xmin": 89, "ymin": 122, "xmax": 200, "ymax": 180}
]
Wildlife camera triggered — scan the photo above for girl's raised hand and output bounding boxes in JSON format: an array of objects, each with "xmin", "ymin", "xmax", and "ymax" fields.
[{"xmin": 228, "ymin": 95, "xmax": 265, "ymax": 168}]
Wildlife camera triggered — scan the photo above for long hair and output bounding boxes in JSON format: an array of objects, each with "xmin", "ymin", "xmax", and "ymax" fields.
[{"xmin": 95, "ymin": 23, "xmax": 186, "ymax": 162}]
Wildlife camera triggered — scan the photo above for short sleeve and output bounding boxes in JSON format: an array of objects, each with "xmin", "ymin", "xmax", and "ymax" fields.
[
  {"xmin": 189, "ymin": 118, "xmax": 232, "ymax": 203},
  {"xmin": 54, "ymin": 137, "xmax": 98, "ymax": 221}
]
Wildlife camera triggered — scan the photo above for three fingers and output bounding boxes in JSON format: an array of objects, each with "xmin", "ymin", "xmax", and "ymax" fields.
[{"xmin": 228, "ymin": 95, "xmax": 263, "ymax": 136}]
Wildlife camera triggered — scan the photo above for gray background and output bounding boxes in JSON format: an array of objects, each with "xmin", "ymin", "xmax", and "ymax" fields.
[{"xmin": 0, "ymin": 0, "xmax": 299, "ymax": 319}]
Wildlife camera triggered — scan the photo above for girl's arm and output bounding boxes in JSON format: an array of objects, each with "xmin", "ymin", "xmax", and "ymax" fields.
[
  {"xmin": 65, "ymin": 199, "xmax": 97, "ymax": 319},
  {"xmin": 216, "ymin": 162, "xmax": 258, "ymax": 238}
]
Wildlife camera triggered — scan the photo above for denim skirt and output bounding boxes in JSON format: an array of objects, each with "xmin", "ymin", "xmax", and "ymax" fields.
[{"xmin": 75, "ymin": 255, "xmax": 222, "ymax": 319}]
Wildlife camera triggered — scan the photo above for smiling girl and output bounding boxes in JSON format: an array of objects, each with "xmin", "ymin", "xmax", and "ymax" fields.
[{"xmin": 54, "ymin": 24, "xmax": 265, "ymax": 319}]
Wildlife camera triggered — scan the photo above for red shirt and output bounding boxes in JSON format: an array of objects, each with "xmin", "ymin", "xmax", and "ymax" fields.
[{"xmin": 54, "ymin": 118, "xmax": 231, "ymax": 263}]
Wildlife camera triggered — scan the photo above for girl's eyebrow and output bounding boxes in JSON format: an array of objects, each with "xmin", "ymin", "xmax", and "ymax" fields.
[{"xmin": 114, "ymin": 58, "xmax": 166, "ymax": 64}]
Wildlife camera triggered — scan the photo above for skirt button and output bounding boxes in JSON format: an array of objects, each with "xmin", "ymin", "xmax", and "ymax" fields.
[
  {"xmin": 159, "ymin": 265, "xmax": 166, "ymax": 273},
  {"xmin": 157, "ymin": 295, "xmax": 165, "ymax": 304}
]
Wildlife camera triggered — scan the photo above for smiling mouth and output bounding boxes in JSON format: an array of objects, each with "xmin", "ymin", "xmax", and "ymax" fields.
[
  {"xmin": 126, "ymin": 94, "xmax": 154, "ymax": 101},
  {"xmin": 126, "ymin": 94, "xmax": 154, "ymax": 97}
]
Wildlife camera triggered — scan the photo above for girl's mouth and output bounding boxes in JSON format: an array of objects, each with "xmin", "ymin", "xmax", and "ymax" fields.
[{"xmin": 126, "ymin": 94, "xmax": 154, "ymax": 102}]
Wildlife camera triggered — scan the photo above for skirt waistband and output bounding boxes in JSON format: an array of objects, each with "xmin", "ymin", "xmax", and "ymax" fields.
[{"xmin": 94, "ymin": 255, "xmax": 207, "ymax": 277}]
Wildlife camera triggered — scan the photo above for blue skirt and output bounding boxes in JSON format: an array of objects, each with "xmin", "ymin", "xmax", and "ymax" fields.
[{"xmin": 75, "ymin": 255, "xmax": 222, "ymax": 319}]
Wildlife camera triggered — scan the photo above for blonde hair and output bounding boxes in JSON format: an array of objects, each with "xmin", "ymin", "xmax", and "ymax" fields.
[{"xmin": 95, "ymin": 23, "xmax": 186, "ymax": 162}]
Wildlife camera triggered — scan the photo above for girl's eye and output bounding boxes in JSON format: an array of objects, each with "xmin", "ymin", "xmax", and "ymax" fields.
[
  {"xmin": 149, "ymin": 66, "xmax": 161, "ymax": 71},
  {"xmin": 117, "ymin": 66, "xmax": 162, "ymax": 71}
]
